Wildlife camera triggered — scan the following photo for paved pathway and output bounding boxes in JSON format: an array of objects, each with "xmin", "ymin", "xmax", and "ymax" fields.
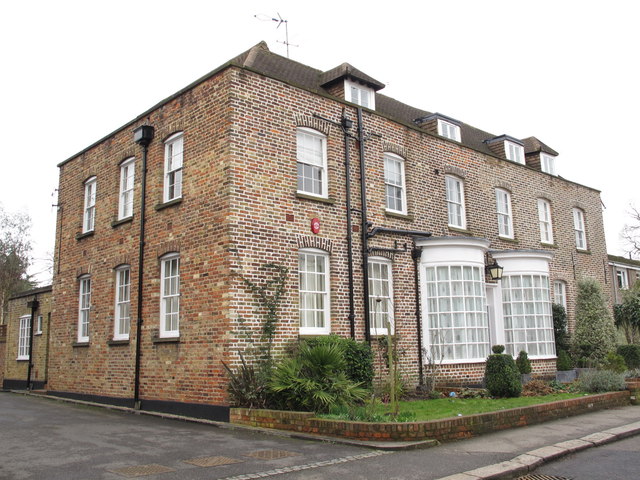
[{"xmin": 1, "ymin": 392, "xmax": 639, "ymax": 479}]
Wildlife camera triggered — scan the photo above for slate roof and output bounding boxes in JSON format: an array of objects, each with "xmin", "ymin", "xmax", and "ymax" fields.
[{"xmin": 61, "ymin": 40, "xmax": 566, "ymax": 172}]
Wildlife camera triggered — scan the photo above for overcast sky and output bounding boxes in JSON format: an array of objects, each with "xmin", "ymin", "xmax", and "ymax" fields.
[{"xmin": 2, "ymin": 0, "xmax": 638, "ymax": 285}]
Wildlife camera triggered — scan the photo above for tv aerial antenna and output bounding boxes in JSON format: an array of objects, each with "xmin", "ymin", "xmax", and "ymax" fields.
[{"xmin": 254, "ymin": 13, "xmax": 297, "ymax": 58}]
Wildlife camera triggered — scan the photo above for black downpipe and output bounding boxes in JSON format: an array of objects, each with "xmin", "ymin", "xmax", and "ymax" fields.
[
  {"xmin": 133, "ymin": 126, "xmax": 154, "ymax": 409},
  {"xmin": 342, "ymin": 112, "xmax": 356, "ymax": 339},
  {"xmin": 412, "ymin": 246, "xmax": 424, "ymax": 385},
  {"xmin": 26, "ymin": 297, "xmax": 39, "ymax": 390},
  {"xmin": 357, "ymin": 108, "xmax": 372, "ymax": 343}
]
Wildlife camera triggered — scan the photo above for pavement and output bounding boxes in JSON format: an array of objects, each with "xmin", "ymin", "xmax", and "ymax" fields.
[{"xmin": 4, "ymin": 390, "xmax": 640, "ymax": 479}]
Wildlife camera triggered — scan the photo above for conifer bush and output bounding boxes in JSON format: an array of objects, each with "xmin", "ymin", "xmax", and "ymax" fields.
[
  {"xmin": 572, "ymin": 278, "xmax": 616, "ymax": 366},
  {"xmin": 516, "ymin": 350, "xmax": 532, "ymax": 374},
  {"xmin": 484, "ymin": 346, "xmax": 522, "ymax": 397}
]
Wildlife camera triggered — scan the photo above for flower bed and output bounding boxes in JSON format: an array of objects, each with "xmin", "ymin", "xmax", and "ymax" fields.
[{"xmin": 231, "ymin": 391, "xmax": 630, "ymax": 443}]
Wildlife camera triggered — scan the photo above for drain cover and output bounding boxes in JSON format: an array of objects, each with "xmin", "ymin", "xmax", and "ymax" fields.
[
  {"xmin": 184, "ymin": 456, "xmax": 243, "ymax": 467},
  {"xmin": 107, "ymin": 464, "xmax": 175, "ymax": 477},
  {"xmin": 245, "ymin": 449, "xmax": 300, "ymax": 460},
  {"xmin": 517, "ymin": 475, "xmax": 572, "ymax": 480}
]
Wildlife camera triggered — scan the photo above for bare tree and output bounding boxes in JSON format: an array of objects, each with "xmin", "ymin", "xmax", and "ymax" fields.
[
  {"xmin": 621, "ymin": 204, "xmax": 640, "ymax": 259},
  {"xmin": 0, "ymin": 205, "xmax": 34, "ymax": 322}
]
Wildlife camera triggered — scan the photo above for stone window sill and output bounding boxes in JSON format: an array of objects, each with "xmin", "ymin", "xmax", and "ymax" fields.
[
  {"xmin": 111, "ymin": 216, "xmax": 133, "ymax": 228},
  {"xmin": 75, "ymin": 231, "xmax": 94, "ymax": 241},
  {"xmin": 155, "ymin": 198, "xmax": 183, "ymax": 211},
  {"xmin": 295, "ymin": 192, "xmax": 336, "ymax": 205},
  {"xmin": 107, "ymin": 339, "xmax": 130, "ymax": 346},
  {"xmin": 385, "ymin": 210, "xmax": 413, "ymax": 221},
  {"xmin": 72, "ymin": 341, "xmax": 90, "ymax": 348},
  {"xmin": 152, "ymin": 336, "xmax": 180, "ymax": 344}
]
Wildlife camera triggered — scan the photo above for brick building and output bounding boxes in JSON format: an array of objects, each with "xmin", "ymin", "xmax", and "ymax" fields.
[
  {"xmin": 49, "ymin": 42, "xmax": 609, "ymax": 420},
  {"xmin": 2, "ymin": 286, "xmax": 52, "ymax": 390},
  {"xmin": 608, "ymin": 254, "xmax": 640, "ymax": 304}
]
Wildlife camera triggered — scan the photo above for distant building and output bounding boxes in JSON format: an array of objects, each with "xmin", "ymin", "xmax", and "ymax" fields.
[
  {"xmin": 2, "ymin": 286, "xmax": 52, "ymax": 390},
  {"xmin": 48, "ymin": 42, "xmax": 610, "ymax": 420},
  {"xmin": 608, "ymin": 254, "xmax": 640, "ymax": 304}
]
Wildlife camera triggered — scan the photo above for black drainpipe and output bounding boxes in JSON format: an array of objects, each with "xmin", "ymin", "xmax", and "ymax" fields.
[
  {"xmin": 357, "ymin": 108, "xmax": 372, "ymax": 343},
  {"xmin": 133, "ymin": 125, "xmax": 154, "ymax": 409},
  {"xmin": 341, "ymin": 111, "xmax": 357, "ymax": 339},
  {"xmin": 412, "ymin": 246, "xmax": 424, "ymax": 385},
  {"xmin": 26, "ymin": 296, "xmax": 39, "ymax": 390}
]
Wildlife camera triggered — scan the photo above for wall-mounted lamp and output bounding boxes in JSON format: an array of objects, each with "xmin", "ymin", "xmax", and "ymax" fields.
[{"xmin": 485, "ymin": 260, "xmax": 504, "ymax": 281}]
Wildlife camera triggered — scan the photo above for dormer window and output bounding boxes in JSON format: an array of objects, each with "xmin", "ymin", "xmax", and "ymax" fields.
[
  {"xmin": 505, "ymin": 141, "xmax": 525, "ymax": 164},
  {"xmin": 540, "ymin": 153, "xmax": 556, "ymax": 175},
  {"xmin": 345, "ymin": 79, "xmax": 374, "ymax": 109},
  {"xmin": 438, "ymin": 119, "xmax": 461, "ymax": 142}
]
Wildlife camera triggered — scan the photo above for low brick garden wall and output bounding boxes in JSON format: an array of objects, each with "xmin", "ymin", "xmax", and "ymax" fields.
[{"xmin": 231, "ymin": 391, "xmax": 631, "ymax": 443}]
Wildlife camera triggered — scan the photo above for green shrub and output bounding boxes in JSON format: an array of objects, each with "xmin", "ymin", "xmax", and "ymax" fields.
[
  {"xmin": 492, "ymin": 345, "xmax": 505, "ymax": 354},
  {"xmin": 572, "ymin": 278, "xmax": 616, "ymax": 364},
  {"xmin": 617, "ymin": 344, "xmax": 640, "ymax": 370},
  {"xmin": 516, "ymin": 351, "xmax": 532, "ymax": 374},
  {"xmin": 601, "ymin": 352, "xmax": 627, "ymax": 374},
  {"xmin": 553, "ymin": 303, "xmax": 570, "ymax": 352},
  {"xmin": 222, "ymin": 353, "xmax": 270, "ymax": 408},
  {"xmin": 484, "ymin": 349, "xmax": 522, "ymax": 398},
  {"xmin": 304, "ymin": 335, "xmax": 374, "ymax": 388},
  {"xmin": 578, "ymin": 370, "xmax": 626, "ymax": 393},
  {"xmin": 556, "ymin": 349, "xmax": 575, "ymax": 371},
  {"xmin": 269, "ymin": 342, "xmax": 369, "ymax": 413}
]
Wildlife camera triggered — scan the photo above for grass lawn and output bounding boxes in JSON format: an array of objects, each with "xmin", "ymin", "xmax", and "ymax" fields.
[
  {"xmin": 323, "ymin": 392, "xmax": 588, "ymax": 422},
  {"xmin": 398, "ymin": 393, "xmax": 587, "ymax": 421}
]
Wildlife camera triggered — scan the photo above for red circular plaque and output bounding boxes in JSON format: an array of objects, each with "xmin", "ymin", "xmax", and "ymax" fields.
[{"xmin": 311, "ymin": 218, "xmax": 320, "ymax": 234}]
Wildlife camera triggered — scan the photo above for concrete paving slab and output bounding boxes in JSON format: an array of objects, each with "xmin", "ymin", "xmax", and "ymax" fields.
[
  {"xmin": 553, "ymin": 438, "xmax": 593, "ymax": 453},
  {"xmin": 464, "ymin": 460, "xmax": 528, "ymax": 480},
  {"xmin": 579, "ymin": 431, "xmax": 616, "ymax": 445},
  {"xmin": 510, "ymin": 453, "xmax": 543, "ymax": 469},
  {"xmin": 602, "ymin": 420, "xmax": 640, "ymax": 438},
  {"xmin": 434, "ymin": 473, "xmax": 481, "ymax": 480},
  {"xmin": 524, "ymin": 445, "xmax": 568, "ymax": 461}
]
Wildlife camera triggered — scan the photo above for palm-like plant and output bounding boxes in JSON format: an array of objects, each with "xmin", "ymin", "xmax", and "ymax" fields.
[{"xmin": 269, "ymin": 343, "xmax": 369, "ymax": 412}]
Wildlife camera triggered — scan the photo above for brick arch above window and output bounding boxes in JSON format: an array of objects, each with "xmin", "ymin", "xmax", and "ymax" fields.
[
  {"xmin": 156, "ymin": 241, "xmax": 180, "ymax": 259},
  {"xmin": 156, "ymin": 122, "xmax": 186, "ymax": 143},
  {"xmin": 293, "ymin": 114, "xmax": 332, "ymax": 137},
  {"xmin": 494, "ymin": 181, "xmax": 513, "ymax": 192},
  {"xmin": 296, "ymin": 235, "xmax": 333, "ymax": 253},
  {"xmin": 382, "ymin": 142, "xmax": 408, "ymax": 159},
  {"xmin": 76, "ymin": 265, "xmax": 92, "ymax": 278},
  {"xmin": 442, "ymin": 165, "xmax": 466, "ymax": 179}
]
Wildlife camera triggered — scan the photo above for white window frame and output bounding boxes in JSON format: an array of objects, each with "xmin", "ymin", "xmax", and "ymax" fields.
[
  {"xmin": 501, "ymin": 274, "xmax": 555, "ymax": 358},
  {"xmin": 573, "ymin": 208, "xmax": 587, "ymax": 250},
  {"xmin": 537, "ymin": 199, "xmax": 553, "ymax": 244},
  {"xmin": 617, "ymin": 270, "xmax": 629, "ymax": 290},
  {"xmin": 82, "ymin": 177, "xmax": 97, "ymax": 233},
  {"xmin": 298, "ymin": 248, "xmax": 330, "ymax": 335},
  {"xmin": 296, "ymin": 127, "xmax": 328, "ymax": 198},
  {"xmin": 445, "ymin": 175, "xmax": 466, "ymax": 229},
  {"xmin": 344, "ymin": 79, "xmax": 375, "ymax": 109},
  {"xmin": 437, "ymin": 119, "xmax": 461, "ymax": 142},
  {"xmin": 164, "ymin": 133, "xmax": 183, "ymax": 203},
  {"xmin": 35, "ymin": 314, "xmax": 43, "ymax": 335},
  {"xmin": 78, "ymin": 275, "xmax": 91, "ymax": 343},
  {"xmin": 368, "ymin": 257, "xmax": 394, "ymax": 336},
  {"xmin": 554, "ymin": 280, "xmax": 567, "ymax": 310},
  {"xmin": 18, "ymin": 315, "xmax": 31, "ymax": 360},
  {"xmin": 505, "ymin": 141, "xmax": 525, "ymax": 164},
  {"xmin": 540, "ymin": 153, "xmax": 556, "ymax": 175},
  {"xmin": 118, "ymin": 157, "xmax": 135, "ymax": 220},
  {"xmin": 495, "ymin": 189, "xmax": 513, "ymax": 238},
  {"xmin": 114, "ymin": 266, "xmax": 131, "ymax": 340},
  {"xmin": 160, "ymin": 253, "xmax": 180, "ymax": 338},
  {"xmin": 384, "ymin": 153, "xmax": 407, "ymax": 214}
]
